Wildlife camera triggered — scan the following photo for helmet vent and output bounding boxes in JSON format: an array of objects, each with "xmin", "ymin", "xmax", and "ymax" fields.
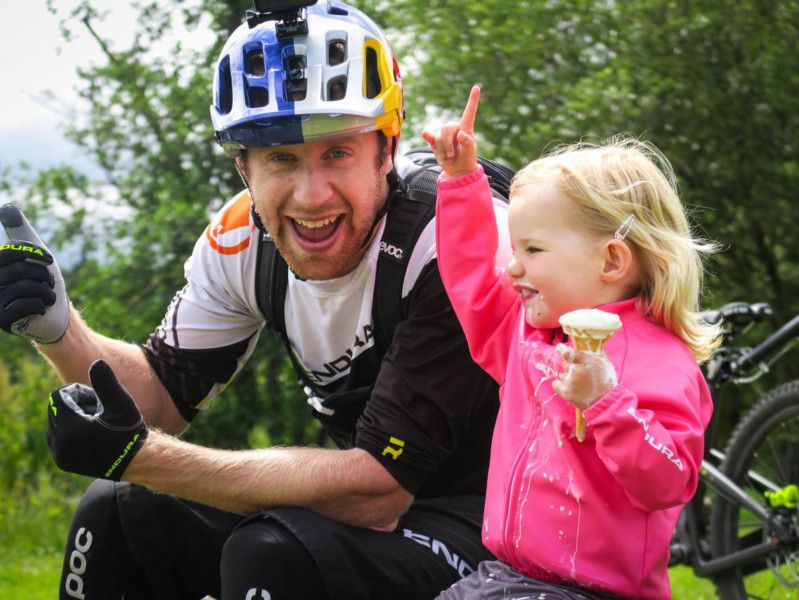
[
  {"xmin": 248, "ymin": 85, "xmax": 270, "ymax": 108},
  {"xmin": 284, "ymin": 79, "xmax": 307, "ymax": 102},
  {"xmin": 327, "ymin": 75, "xmax": 347, "ymax": 101},
  {"xmin": 218, "ymin": 56, "xmax": 233, "ymax": 115},
  {"xmin": 283, "ymin": 50, "xmax": 307, "ymax": 102},
  {"xmin": 284, "ymin": 53, "xmax": 306, "ymax": 75},
  {"xmin": 246, "ymin": 48, "xmax": 266, "ymax": 77},
  {"xmin": 364, "ymin": 47, "xmax": 381, "ymax": 99},
  {"xmin": 328, "ymin": 40, "xmax": 346, "ymax": 66}
]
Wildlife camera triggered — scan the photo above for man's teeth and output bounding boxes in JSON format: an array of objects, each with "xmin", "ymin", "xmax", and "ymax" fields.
[{"xmin": 294, "ymin": 216, "xmax": 337, "ymax": 229}]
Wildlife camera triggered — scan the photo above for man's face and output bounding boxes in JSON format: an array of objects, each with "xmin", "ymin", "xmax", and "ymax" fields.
[{"xmin": 239, "ymin": 133, "xmax": 392, "ymax": 280}]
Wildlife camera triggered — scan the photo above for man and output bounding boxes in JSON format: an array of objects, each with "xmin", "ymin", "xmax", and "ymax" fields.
[{"xmin": 0, "ymin": 2, "xmax": 510, "ymax": 598}]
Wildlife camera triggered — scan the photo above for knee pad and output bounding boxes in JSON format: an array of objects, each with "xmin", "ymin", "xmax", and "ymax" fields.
[
  {"xmin": 60, "ymin": 480, "xmax": 151, "ymax": 600},
  {"xmin": 221, "ymin": 519, "xmax": 326, "ymax": 600}
]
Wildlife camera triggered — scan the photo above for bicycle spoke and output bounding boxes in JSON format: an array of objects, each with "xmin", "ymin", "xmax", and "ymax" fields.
[{"xmin": 709, "ymin": 382, "xmax": 799, "ymax": 599}]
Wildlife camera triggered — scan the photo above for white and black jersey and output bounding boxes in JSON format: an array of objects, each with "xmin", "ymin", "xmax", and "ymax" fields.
[{"xmin": 142, "ymin": 158, "xmax": 512, "ymax": 499}]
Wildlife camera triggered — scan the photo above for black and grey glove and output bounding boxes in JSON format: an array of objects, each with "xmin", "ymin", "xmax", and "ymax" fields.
[
  {"xmin": 0, "ymin": 202, "xmax": 69, "ymax": 343},
  {"xmin": 47, "ymin": 360, "xmax": 148, "ymax": 481}
]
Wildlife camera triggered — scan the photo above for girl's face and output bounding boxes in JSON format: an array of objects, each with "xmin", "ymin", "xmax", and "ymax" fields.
[{"xmin": 506, "ymin": 180, "xmax": 608, "ymax": 328}]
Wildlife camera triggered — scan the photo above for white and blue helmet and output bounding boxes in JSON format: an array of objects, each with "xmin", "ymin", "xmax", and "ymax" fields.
[{"xmin": 211, "ymin": 0, "xmax": 404, "ymax": 156}]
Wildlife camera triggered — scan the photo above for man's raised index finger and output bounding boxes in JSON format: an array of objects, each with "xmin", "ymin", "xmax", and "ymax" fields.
[
  {"xmin": 459, "ymin": 85, "xmax": 481, "ymax": 134},
  {"xmin": 0, "ymin": 203, "xmax": 46, "ymax": 248}
]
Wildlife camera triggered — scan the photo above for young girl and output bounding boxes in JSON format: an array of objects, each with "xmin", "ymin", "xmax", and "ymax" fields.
[{"xmin": 423, "ymin": 87, "xmax": 720, "ymax": 600}]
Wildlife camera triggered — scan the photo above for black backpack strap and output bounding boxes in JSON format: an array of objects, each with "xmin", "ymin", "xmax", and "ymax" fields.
[
  {"xmin": 371, "ymin": 168, "xmax": 438, "ymax": 355},
  {"xmin": 404, "ymin": 147, "xmax": 514, "ymax": 201},
  {"xmin": 254, "ymin": 231, "xmax": 289, "ymax": 338}
]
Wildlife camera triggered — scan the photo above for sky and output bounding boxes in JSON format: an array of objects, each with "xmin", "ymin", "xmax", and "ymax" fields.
[{"xmin": 0, "ymin": 1, "xmax": 211, "ymax": 176}]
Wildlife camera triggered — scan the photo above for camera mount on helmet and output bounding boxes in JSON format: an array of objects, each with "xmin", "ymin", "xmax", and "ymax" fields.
[{"xmin": 247, "ymin": 0, "xmax": 318, "ymax": 38}]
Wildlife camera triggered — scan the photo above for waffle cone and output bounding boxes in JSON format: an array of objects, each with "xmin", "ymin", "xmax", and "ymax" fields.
[{"xmin": 563, "ymin": 330, "xmax": 611, "ymax": 355}]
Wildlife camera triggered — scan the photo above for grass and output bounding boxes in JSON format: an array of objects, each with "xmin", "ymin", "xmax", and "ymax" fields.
[
  {"xmin": 0, "ymin": 477, "xmax": 76, "ymax": 600},
  {"xmin": 0, "ymin": 552, "xmax": 62, "ymax": 600}
]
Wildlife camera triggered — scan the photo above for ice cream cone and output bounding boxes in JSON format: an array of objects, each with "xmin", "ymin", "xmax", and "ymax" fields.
[{"xmin": 558, "ymin": 309, "xmax": 622, "ymax": 442}]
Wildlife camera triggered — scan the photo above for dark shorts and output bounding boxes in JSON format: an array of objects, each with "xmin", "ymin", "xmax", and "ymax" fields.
[
  {"xmin": 116, "ymin": 482, "xmax": 493, "ymax": 599},
  {"xmin": 435, "ymin": 560, "xmax": 622, "ymax": 600}
]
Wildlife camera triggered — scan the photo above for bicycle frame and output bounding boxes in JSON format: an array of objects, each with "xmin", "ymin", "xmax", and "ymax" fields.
[{"xmin": 671, "ymin": 307, "xmax": 799, "ymax": 578}]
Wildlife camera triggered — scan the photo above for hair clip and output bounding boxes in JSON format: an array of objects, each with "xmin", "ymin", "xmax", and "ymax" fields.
[{"xmin": 614, "ymin": 214, "xmax": 636, "ymax": 241}]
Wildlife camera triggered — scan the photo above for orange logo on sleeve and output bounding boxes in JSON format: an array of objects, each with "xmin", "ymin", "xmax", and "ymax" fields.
[{"xmin": 205, "ymin": 192, "xmax": 256, "ymax": 255}]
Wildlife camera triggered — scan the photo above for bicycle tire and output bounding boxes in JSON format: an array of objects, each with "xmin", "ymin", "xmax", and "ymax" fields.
[{"xmin": 709, "ymin": 379, "xmax": 799, "ymax": 599}]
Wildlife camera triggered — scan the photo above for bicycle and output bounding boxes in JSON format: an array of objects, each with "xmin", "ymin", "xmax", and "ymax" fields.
[{"xmin": 668, "ymin": 301, "xmax": 799, "ymax": 598}]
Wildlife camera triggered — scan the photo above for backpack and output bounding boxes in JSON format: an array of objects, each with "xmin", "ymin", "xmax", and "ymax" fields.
[{"xmin": 254, "ymin": 149, "xmax": 514, "ymax": 426}]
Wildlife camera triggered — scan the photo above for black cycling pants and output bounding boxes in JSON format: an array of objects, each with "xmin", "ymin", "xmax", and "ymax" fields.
[
  {"xmin": 59, "ymin": 480, "xmax": 491, "ymax": 599},
  {"xmin": 58, "ymin": 479, "xmax": 152, "ymax": 599}
]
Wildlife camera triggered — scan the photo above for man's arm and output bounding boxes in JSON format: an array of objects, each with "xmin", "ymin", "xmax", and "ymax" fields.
[
  {"xmin": 38, "ymin": 306, "xmax": 187, "ymax": 434},
  {"xmin": 124, "ymin": 431, "xmax": 413, "ymax": 530}
]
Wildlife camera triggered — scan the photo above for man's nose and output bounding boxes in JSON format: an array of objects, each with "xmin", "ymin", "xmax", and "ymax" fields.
[{"xmin": 292, "ymin": 164, "xmax": 333, "ymax": 206}]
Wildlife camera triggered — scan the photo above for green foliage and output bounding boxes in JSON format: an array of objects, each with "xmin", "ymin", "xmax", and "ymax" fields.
[
  {"xmin": 1, "ymin": 0, "xmax": 797, "ymax": 595},
  {"xmin": 20, "ymin": 0, "xmax": 311, "ymax": 451},
  {"xmin": 1, "ymin": 0, "xmax": 792, "ymax": 454},
  {"xmin": 0, "ymin": 356, "xmax": 83, "ymax": 562},
  {"xmin": 364, "ymin": 0, "xmax": 799, "ymax": 437}
]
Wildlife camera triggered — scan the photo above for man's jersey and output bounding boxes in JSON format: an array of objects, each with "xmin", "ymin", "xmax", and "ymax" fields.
[{"xmin": 142, "ymin": 158, "xmax": 511, "ymax": 498}]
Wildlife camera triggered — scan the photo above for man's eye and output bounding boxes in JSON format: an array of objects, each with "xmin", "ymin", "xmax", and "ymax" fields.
[
  {"xmin": 326, "ymin": 148, "xmax": 349, "ymax": 159},
  {"xmin": 266, "ymin": 153, "xmax": 294, "ymax": 163}
]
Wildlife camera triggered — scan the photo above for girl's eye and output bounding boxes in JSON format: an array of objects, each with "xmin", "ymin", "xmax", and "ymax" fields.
[{"xmin": 525, "ymin": 246, "xmax": 541, "ymax": 255}]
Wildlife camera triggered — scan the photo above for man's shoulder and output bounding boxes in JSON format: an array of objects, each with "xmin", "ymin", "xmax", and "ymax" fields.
[
  {"xmin": 183, "ymin": 190, "xmax": 261, "ymax": 308},
  {"xmin": 202, "ymin": 190, "xmax": 259, "ymax": 258}
]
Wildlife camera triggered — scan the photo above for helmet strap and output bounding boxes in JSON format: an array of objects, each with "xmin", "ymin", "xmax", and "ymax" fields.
[
  {"xmin": 233, "ymin": 155, "xmax": 269, "ymax": 236},
  {"xmin": 358, "ymin": 167, "xmax": 401, "ymax": 249}
]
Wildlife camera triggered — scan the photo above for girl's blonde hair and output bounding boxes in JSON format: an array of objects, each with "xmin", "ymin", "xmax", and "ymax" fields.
[{"xmin": 511, "ymin": 137, "xmax": 720, "ymax": 362}]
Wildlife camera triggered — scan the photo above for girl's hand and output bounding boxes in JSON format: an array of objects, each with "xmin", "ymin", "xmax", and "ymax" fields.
[
  {"xmin": 422, "ymin": 85, "xmax": 480, "ymax": 179},
  {"xmin": 552, "ymin": 344, "xmax": 618, "ymax": 410}
]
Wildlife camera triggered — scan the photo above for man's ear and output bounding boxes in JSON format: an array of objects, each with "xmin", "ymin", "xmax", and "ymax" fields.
[
  {"xmin": 233, "ymin": 153, "xmax": 246, "ymax": 174},
  {"xmin": 600, "ymin": 238, "xmax": 635, "ymax": 283},
  {"xmin": 379, "ymin": 137, "xmax": 394, "ymax": 177},
  {"xmin": 233, "ymin": 153, "xmax": 251, "ymax": 191}
]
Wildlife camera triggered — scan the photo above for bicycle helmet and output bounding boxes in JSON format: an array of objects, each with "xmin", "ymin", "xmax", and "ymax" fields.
[{"xmin": 211, "ymin": 0, "xmax": 404, "ymax": 157}]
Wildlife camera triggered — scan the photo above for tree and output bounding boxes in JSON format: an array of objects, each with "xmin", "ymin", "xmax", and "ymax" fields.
[
  {"xmin": 368, "ymin": 0, "xmax": 799, "ymax": 433},
  {"xmin": 8, "ymin": 0, "xmax": 315, "ymax": 449},
  {"xmin": 369, "ymin": 0, "xmax": 798, "ymax": 315}
]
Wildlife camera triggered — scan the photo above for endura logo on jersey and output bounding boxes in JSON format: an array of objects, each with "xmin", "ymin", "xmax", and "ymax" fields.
[
  {"xmin": 626, "ymin": 406, "xmax": 684, "ymax": 471},
  {"xmin": 206, "ymin": 193, "xmax": 255, "ymax": 255},
  {"xmin": 305, "ymin": 324, "xmax": 376, "ymax": 384},
  {"xmin": 379, "ymin": 240, "xmax": 404, "ymax": 262}
]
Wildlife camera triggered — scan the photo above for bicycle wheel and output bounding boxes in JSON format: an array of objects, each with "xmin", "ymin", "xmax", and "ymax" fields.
[{"xmin": 709, "ymin": 379, "xmax": 799, "ymax": 599}]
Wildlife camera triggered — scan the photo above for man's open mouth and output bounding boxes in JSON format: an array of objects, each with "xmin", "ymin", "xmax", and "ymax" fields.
[{"xmin": 289, "ymin": 215, "xmax": 343, "ymax": 245}]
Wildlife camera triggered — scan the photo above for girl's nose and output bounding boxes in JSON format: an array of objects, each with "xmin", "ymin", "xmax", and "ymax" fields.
[{"xmin": 506, "ymin": 255, "xmax": 523, "ymax": 278}]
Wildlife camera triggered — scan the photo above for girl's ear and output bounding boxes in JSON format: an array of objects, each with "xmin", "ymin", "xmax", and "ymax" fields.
[{"xmin": 600, "ymin": 239, "xmax": 635, "ymax": 283}]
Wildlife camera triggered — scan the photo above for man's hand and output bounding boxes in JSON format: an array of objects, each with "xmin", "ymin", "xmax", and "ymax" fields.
[
  {"xmin": 0, "ymin": 203, "xmax": 70, "ymax": 343},
  {"xmin": 48, "ymin": 360, "xmax": 148, "ymax": 481},
  {"xmin": 422, "ymin": 85, "xmax": 481, "ymax": 179}
]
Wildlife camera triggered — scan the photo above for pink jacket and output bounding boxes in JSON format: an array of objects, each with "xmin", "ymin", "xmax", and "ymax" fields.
[{"xmin": 436, "ymin": 167, "xmax": 712, "ymax": 599}]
